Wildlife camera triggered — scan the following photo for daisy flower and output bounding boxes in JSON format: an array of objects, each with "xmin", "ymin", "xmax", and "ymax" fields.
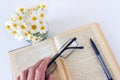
[
  {"xmin": 13, "ymin": 30, "xmax": 24, "ymax": 40},
  {"xmin": 37, "ymin": 9, "xmax": 46, "ymax": 19},
  {"xmin": 9, "ymin": 13, "xmax": 18, "ymax": 21},
  {"xmin": 16, "ymin": 7, "xmax": 26, "ymax": 14},
  {"xmin": 11, "ymin": 29, "xmax": 18, "ymax": 35},
  {"xmin": 29, "ymin": 22, "xmax": 40, "ymax": 34},
  {"xmin": 28, "ymin": 11, "xmax": 38, "ymax": 24},
  {"xmin": 18, "ymin": 23, "xmax": 27, "ymax": 31},
  {"xmin": 17, "ymin": 15, "xmax": 23, "ymax": 21},
  {"xmin": 39, "ymin": 12, "xmax": 45, "ymax": 18},
  {"xmin": 27, "ymin": 34, "xmax": 34, "ymax": 41},
  {"xmin": 5, "ymin": 22, "xmax": 12, "ymax": 31},
  {"xmin": 10, "ymin": 21, "xmax": 19, "ymax": 29},
  {"xmin": 39, "ymin": 25, "xmax": 48, "ymax": 34},
  {"xmin": 41, "ymin": 4, "xmax": 46, "ymax": 9},
  {"xmin": 20, "ymin": 30, "xmax": 30, "ymax": 39},
  {"xmin": 37, "ymin": 5, "xmax": 41, "ymax": 9},
  {"xmin": 31, "ymin": 36, "xmax": 40, "ymax": 43},
  {"xmin": 38, "ymin": 17, "xmax": 47, "ymax": 25},
  {"xmin": 17, "ymin": 13, "xmax": 25, "ymax": 24}
]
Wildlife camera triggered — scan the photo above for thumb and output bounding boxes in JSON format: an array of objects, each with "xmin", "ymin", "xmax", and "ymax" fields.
[{"xmin": 47, "ymin": 74, "xmax": 53, "ymax": 80}]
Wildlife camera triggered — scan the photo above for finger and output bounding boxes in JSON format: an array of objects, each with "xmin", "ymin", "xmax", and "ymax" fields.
[
  {"xmin": 47, "ymin": 74, "xmax": 53, "ymax": 80},
  {"xmin": 20, "ymin": 69, "xmax": 28, "ymax": 80},
  {"xmin": 33, "ymin": 59, "xmax": 44, "ymax": 69},
  {"xmin": 35, "ymin": 58, "xmax": 51, "ymax": 80},
  {"xmin": 35, "ymin": 69, "xmax": 45, "ymax": 80},
  {"xmin": 16, "ymin": 76, "xmax": 20, "ymax": 80},
  {"xmin": 27, "ymin": 67, "xmax": 35, "ymax": 80},
  {"xmin": 37, "ymin": 58, "xmax": 51, "ymax": 72},
  {"xmin": 27, "ymin": 59, "xmax": 44, "ymax": 80}
]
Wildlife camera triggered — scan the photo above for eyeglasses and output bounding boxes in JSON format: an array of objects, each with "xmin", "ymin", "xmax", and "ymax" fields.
[{"xmin": 46, "ymin": 37, "xmax": 84, "ymax": 76}]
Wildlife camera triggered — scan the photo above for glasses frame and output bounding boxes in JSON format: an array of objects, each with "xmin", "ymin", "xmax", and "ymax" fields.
[
  {"xmin": 46, "ymin": 37, "xmax": 84, "ymax": 76},
  {"xmin": 47, "ymin": 37, "xmax": 84, "ymax": 67}
]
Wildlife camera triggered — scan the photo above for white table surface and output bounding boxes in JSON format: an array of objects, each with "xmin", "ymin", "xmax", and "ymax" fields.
[{"xmin": 0, "ymin": 0, "xmax": 120, "ymax": 80}]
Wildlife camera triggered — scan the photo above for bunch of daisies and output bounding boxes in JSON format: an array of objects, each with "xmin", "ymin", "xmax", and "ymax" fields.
[{"xmin": 5, "ymin": 4, "xmax": 48, "ymax": 43}]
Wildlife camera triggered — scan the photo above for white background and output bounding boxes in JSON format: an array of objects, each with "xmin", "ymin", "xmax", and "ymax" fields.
[{"xmin": 0, "ymin": 0, "xmax": 120, "ymax": 80}]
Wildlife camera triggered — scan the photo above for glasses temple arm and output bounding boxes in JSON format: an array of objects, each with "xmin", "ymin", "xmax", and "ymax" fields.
[{"xmin": 67, "ymin": 46, "xmax": 84, "ymax": 49}]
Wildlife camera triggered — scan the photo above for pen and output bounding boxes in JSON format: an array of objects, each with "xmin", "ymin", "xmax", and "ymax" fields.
[{"xmin": 90, "ymin": 38, "xmax": 113, "ymax": 80}]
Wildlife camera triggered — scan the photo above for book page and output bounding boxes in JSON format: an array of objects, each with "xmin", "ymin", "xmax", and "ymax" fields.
[
  {"xmin": 53, "ymin": 23, "xmax": 120, "ymax": 80},
  {"xmin": 9, "ymin": 38, "xmax": 61, "ymax": 80}
]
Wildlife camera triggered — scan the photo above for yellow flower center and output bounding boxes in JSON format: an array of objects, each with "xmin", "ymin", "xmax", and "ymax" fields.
[
  {"xmin": 37, "ymin": 5, "xmax": 41, "ymax": 8},
  {"xmin": 40, "ymin": 13, "xmax": 44, "ymax": 18},
  {"xmin": 12, "ymin": 31, "xmax": 17, "ymax": 35},
  {"xmin": 32, "ymin": 16, "xmax": 37, "ymax": 21},
  {"xmin": 28, "ymin": 8, "xmax": 31, "ymax": 12},
  {"xmin": 31, "ymin": 24, "xmax": 37, "ymax": 30},
  {"xmin": 30, "ymin": 35, "xmax": 33, "ymax": 39},
  {"xmin": 24, "ymin": 32, "xmax": 28, "ymax": 37},
  {"xmin": 39, "ymin": 21, "xmax": 43, "ymax": 24},
  {"xmin": 13, "ymin": 23, "xmax": 17, "ymax": 28},
  {"xmin": 6, "ymin": 25, "xmax": 11, "ymax": 30},
  {"xmin": 18, "ymin": 16, "xmax": 23, "ymax": 21},
  {"xmin": 21, "ymin": 24, "xmax": 25, "ymax": 30},
  {"xmin": 33, "ymin": 8, "xmax": 36, "ymax": 10},
  {"xmin": 9, "ymin": 17, "xmax": 14, "ymax": 21},
  {"xmin": 28, "ymin": 31, "xmax": 31, "ymax": 34},
  {"xmin": 19, "ymin": 8, "xmax": 24, "ymax": 12},
  {"xmin": 40, "ymin": 26, "xmax": 45, "ymax": 30},
  {"xmin": 35, "ymin": 38, "xmax": 39, "ymax": 40},
  {"xmin": 42, "ymin": 5, "xmax": 46, "ymax": 9}
]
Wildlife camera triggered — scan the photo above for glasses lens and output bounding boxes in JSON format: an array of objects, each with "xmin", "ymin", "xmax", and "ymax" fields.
[
  {"xmin": 61, "ymin": 40, "xmax": 78, "ymax": 58},
  {"xmin": 46, "ymin": 61, "xmax": 57, "ymax": 76},
  {"xmin": 69, "ymin": 40, "xmax": 78, "ymax": 47},
  {"xmin": 57, "ymin": 38, "xmax": 73, "ymax": 53}
]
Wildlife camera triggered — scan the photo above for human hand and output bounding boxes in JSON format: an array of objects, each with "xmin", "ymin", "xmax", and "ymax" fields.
[{"xmin": 16, "ymin": 57, "xmax": 52, "ymax": 80}]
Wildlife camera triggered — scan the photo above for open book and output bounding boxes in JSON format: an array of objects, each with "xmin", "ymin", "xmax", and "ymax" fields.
[{"xmin": 9, "ymin": 23, "xmax": 120, "ymax": 80}]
